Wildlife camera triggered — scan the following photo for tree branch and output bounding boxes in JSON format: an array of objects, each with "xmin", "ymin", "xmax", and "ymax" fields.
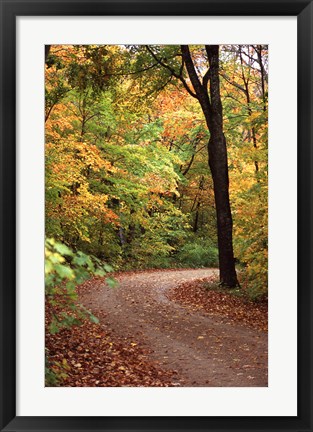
[
  {"xmin": 110, "ymin": 62, "xmax": 160, "ymax": 77},
  {"xmin": 145, "ymin": 45, "xmax": 198, "ymax": 99},
  {"xmin": 219, "ymin": 71, "xmax": 248, "ymax": 96},
  {"xmin": 181, "ymin": 45, "xmax": 206, "ymax": 98}
]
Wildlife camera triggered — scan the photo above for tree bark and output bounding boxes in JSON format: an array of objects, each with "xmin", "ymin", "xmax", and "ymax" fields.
[
  {"xmin": 239, "ymin": 47, "xmax": 259, "ymax": 174},
  {"xmin": 181, "ymin": 45, "xmax": 238, "ymax": 287},
  {"xmin": 45, "ymin": 45, "xmax": 51, "ymax": 63}
]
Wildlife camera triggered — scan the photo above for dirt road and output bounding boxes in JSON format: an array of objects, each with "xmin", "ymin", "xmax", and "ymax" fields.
[{"xmin": 79, "ymin": 269, "xmax": 268, "ymax": 387}]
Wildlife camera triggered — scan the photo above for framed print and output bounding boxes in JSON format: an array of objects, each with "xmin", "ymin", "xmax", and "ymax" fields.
[{"xmin": 0, "ymin": 1, "xmax": 312, "ymax": 431}]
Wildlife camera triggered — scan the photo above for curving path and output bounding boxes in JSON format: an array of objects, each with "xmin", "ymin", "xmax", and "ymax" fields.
[{"xmin": 79, "ymin": 269, "xmax": 268, "ymax": 387}]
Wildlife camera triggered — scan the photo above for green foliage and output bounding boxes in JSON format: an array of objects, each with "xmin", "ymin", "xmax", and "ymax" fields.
[
  {"xmin": 175, "ymin": 238, "xmax": 219, "ymax": 268},
  {"xmin": 118, "ymin": 206, "xmax": 190, "ymax": 270},
  {"xmin": 233, "ymin": 192, "xmax": 268, "ymax": 300},
  {"xmin": 45, "ymin": 238, "xmax": 115, "ymax": 333},
  {"xmin": 45, "ymin": 350, "xmax": 70, "ymax": 386}
]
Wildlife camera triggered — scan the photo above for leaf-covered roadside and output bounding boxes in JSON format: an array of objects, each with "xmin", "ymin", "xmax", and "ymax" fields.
[
  {"xmin": 45, "ymin": 239, "xmax": 174, "ymax": 386},
  {"xmin": 45, "ymin": 292, "xmax": 175, "ymax": 387},
  {"xmin": 167, "ymin": 277, "xmax": 268, "ymax": 332}
]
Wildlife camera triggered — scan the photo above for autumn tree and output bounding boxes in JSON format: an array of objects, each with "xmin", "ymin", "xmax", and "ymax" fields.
[
  {"xmin": 140, "ymin": 45, "xmax": 239, "ymax": 287},
  {"xmin": 45, "ymin": 45, "xmax": 189, "ymax": 268},
  {"xmin": 220, "ymin": 45, "xmax": 268, "ymax": 297}
]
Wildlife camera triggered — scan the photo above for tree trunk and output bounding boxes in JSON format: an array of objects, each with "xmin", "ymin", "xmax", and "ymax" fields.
[
  {"xmin": 206, "ymin": 46, "xmax": 238, "ymax": 287},
  {"xmin": 45, "ymin": 45, "xmax": 51, "ymax": 63},
  {"xmin": 208, "ymin": 132, "xmax": 238, "ymax": 287},
  {"xmin": 193, "ymin": 201, "xmax": 200, "ymax": 232},
  {"xmin": 181, "ymin": 45, "xmax": 239, "ymax": 287}
]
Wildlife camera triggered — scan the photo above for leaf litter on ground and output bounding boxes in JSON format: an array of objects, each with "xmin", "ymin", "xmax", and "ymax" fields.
[
  {"xmin": 167, "ymin": 276, "xmax": 267, "ymax": 332},
  {"xmin": 45, "ymin": 283, "xmax": 175, "ymax": 387}
]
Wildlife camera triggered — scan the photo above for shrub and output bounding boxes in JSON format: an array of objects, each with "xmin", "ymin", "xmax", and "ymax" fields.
[{"xmin": 175, "ymin": 238, "xmax": 218, "ymax": 268}]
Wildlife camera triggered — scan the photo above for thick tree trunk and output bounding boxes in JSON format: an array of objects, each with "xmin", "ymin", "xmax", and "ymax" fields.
[
  {"xmin": 208, "ymin": 132, "xmax": 238, "ymax": 287},
  {"xmin": 45, "ymin": 45, "xmax": 51, "ymax": 63},
  {"xmin": 206, "ymin": 46, "xmax": 238, "ymax": 287},
  {"xmin": 181, "ymin": 45, "xmax": 239, "ymax": 287}
]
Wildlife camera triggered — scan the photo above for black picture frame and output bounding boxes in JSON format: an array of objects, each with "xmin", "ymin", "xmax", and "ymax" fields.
[{"xmin": 0, "ymin": 1, "xmax": 312, "ymax": 431}]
